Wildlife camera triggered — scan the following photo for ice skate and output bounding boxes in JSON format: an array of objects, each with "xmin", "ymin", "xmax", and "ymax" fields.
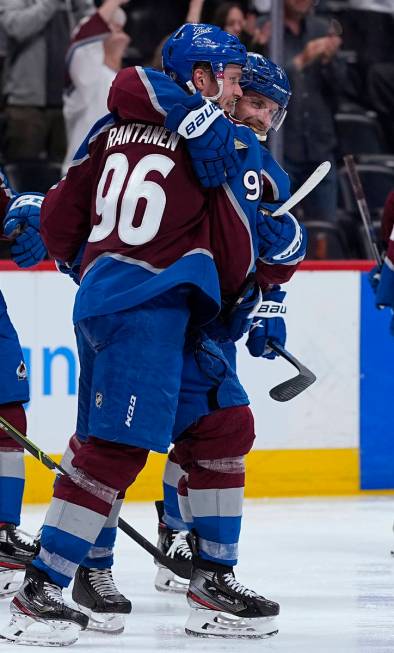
[
  {"xmin": 0, "ymin": 563, "xmax": 88, "ymax": 646},
  {"xmin": 72, "ymin": 565, "xmax": 131, "ymax": 634},
  {"xmin": 0, "ymin": 522, "xmax": 36, "ymax": 597},
  {"xmin": 154, "ymin": 500, "xmax": 192, "ymax": 593},
  {"xmin": 185, "ymin": 540, "xmax": 279, "ymax": 639}
]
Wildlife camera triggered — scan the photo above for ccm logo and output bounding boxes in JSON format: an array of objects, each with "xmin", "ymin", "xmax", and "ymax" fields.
[
  {"xmin": 125, "ymin": 394, "xmax": 137, "ymax": 428},
  {"xmin": 184, "ymin": 102, "xmax": 220, "ymax": 136}
]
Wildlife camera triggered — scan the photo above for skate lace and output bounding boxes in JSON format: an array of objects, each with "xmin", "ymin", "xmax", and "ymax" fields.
[
  {"xmin": 222, "ymin": 573, "xmax": 257, "ymax": 598},
  {"xmin": 12, "ymin": 527, "xmax": 35, "ymax": 548},
  {"xmin": 89, "ymin": 568, "xmax": 118, "ymax": 596},
  {"xmin": 43, "ymin": 582, "xmax": 63, "ymax": 606},
  {"xmin": 167, "ymin": 531, "xmax": 192, "ymax": 560}
]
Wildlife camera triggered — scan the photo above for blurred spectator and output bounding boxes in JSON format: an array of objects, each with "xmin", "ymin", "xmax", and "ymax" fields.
[
  {"xmin": 0, "ymin": 0, "xmax": 93, "ymax": 163},
  {"xmin": 367, "ymin": 63, "xmax": 394, "ymax": 152},
  {"xmin": 261, "ymin": 0, "xmax": 347, "ymax": 222},
  {"xmin": 63, "ymin": 0, "xmax": 130, "ymax": 171}
]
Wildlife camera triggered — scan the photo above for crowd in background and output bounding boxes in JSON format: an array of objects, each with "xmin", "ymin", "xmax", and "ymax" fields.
[{"xmin": 0, "ymin": 0, "xmax": 393, "ymax": 259}]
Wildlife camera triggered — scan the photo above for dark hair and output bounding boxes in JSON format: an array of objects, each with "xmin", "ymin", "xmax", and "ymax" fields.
[{"xmin": 212, "ymin": 2, "xmax": 245, "ymax": 30}]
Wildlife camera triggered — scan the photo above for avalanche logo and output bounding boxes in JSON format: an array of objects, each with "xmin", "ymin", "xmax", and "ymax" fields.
[
  {"xmin": 95, "ymin": 392, "xmax": 103, "ymax": 408},
  {"xmin": 16, "ymin": 361, "xmax": 27, "ymax": 381}
]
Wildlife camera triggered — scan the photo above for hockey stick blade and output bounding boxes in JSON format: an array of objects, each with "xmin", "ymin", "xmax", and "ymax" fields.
[
  {"xmin": 271, "ymin": 161, "xmax": 331, "ymax": 217},
  {"xmin": 268, "ymin": 342, "xmax": 316, "ymax": 402},
  {"xmin": 0, "ymin": 416, "xmax": 191, "ymax": 580}
]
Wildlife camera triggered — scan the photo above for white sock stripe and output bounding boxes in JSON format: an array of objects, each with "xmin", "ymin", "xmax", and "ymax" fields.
[
  {"xmin": 86, "ymin": 546, "xmax": 114, "ymax": 559},
  {"xmin": 188, "ymin": 487, "xmax": 244, "ymax": 518},
  {"xmin": 199, "ymin": 537, "xmax": 239, "ymax": 561},
  {"xmin": 44, "ymin": 498, "xmax": 108, "ymax": 544},
  {"xmin": 178, "ymin": 494, "xmax": 193, "ymax": 525},
  {"xmin": 38, "ymin": 546, "xmax": 79, "ymax": 578},
  {"xmin": 163, "ymin": 459, "xmax": 184, "ymax": 488},
  {"xmin": 0, "ymin": 450, "xmax": 24, "ymax": 480}
]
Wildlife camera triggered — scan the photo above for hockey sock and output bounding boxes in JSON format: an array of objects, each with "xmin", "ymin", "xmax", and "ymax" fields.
[
  {"xmin": 174, "ymin": 406, "xmax": 255, "ymax": 566},
  {"xmin": 0, "ymin": 403, "xmax": 26, "ymax": 525},
  {"xmin": 162, "ymin": 449, "xmax": 188, "ymax": 531}
]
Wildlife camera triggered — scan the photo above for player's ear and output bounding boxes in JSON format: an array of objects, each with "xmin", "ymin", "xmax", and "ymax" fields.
[{"xmin": 192, "ymin": 67, "xmax": 209, "ymax": 93}]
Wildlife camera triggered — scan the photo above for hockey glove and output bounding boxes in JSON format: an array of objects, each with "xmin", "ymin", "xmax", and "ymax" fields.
[
  {"xmin": 3, "ymin": 193, "xmax": 47, "ymax": 267},
  {"xmin": 165, "ymin": 94, "xmax": 240, "ymax": 187},
  {"xmin": 207, "ymin": 283, "xmax": 261, "ymax": 342},
  {"xmin": 55, "ymin": 242, "xmax": 86, "ymax": 286},
  {"xmin": 246, "ymin": 286, "xmax": 286, "ymax": 360},
  {"xmin": 257, "ymin": 210, "xmax": 307, "ymax": 265}
]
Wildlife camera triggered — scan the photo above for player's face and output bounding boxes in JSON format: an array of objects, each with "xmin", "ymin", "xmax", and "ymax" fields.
[
  {"xmin": 234, "ymin": 90, "xmax": 279, "ymax": 136},
  {"xmin": 193, "ymin": 64, "xmax": 243, "ymax": 113},
  {"xmin": 217, "ymin": 64, "xmax": 243, "ymax": 113}
]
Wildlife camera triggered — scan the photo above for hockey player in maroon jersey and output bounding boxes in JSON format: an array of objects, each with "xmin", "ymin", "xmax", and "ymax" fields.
[{"xmin": 0, "ymin": 26, "xmax": 269, "ymax": 647}]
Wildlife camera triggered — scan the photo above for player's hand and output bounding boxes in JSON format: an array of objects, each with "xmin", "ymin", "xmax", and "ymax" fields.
[
  {"xmin": 258, "ymin": 210, "xmax": 307, "ymax": 264},
  {"xmin": 165, "ymin": 94, "xmax": 240, "ymax": 187},
  {"xmin": 3, "ymin": 193, "xmax": 47, "ymax": 268},
  {"xmin": 246, "ymin": 286, "xmax": 286, "ymax": 359},
  {"xmin": 55, "ymin": 243, "xmax": 86, "ymax": 286}
]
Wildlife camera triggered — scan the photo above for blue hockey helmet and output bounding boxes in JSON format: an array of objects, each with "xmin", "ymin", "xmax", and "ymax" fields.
[
  {"xmin": 241, "ymin": 53, "xmax": 291, "ymax": 131},
  {"xmin": 162, "ymin": 23, "xmax": 249, "ymax": 99}
]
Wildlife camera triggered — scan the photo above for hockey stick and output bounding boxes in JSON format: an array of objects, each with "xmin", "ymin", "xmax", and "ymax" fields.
[
  {"xmin": 270, "ymin": 160, "xmax": 331, "ymax": 217},
  {"xmin": 267, "ymin": 342, "xmax": 316, "ymax": 402},
  {"xmin": 229, "ymin": 161, "xmax": 333, "ymax": 308},
  {"xmin": 0, "ymin": 416, "xmax": 191, "ymax": 579},
  {"xmin": 343, "ymin": 154, "xmax": 382, "ymax": 265}
]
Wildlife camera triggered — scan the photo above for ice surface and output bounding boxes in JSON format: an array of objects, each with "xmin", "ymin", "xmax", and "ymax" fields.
[{"xmin": 1, "ymin": 496, "xmax": 393, "ymax": 652}]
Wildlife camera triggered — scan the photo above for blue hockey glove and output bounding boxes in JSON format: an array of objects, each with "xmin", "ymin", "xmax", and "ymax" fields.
[
  {"xmin": 376, "ymin": 259, "xmax": 394, "ymax": 310},
  {"xmin": 165, "ymin": 94, "xmax": 240, "ymax": 187},
  {"xmin": 55, "ymin": 242, "xmax": 86, "ymax": 286},
  {"xmin": 257, "ymin": 210, "xmax": 307, "ymax": 265},
  {"xmin": 246, "ymin": 286, "xmax": 286, "ymax": 360},
  {"xmin": 3, "ymin": 193, "xmax": 47, "ymax": 267},
  {"xmin": 368, "ymin": 264, "xmax": 381, "ymax": 295},
  {"xmin": 206, "ymin": 283, "xmax": 261, "ymax": 342},
  {"xmin": 226, "ymin": 284, "xmax": 261, "ymax": 342}
]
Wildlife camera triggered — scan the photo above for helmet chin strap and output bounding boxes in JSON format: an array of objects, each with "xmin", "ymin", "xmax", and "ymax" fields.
[{"xmin": 204, "ymin": 78, "xmax": 224, "ymax": 103}]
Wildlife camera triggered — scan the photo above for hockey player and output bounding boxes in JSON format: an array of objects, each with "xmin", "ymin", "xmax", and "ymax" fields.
[
  {"xmin": 0, "ymin": 173, "xmax": 47, "ymax": 596},
  {"xmin": 155, "ymin": 51, "xmax": 293, "ymax": 597},
  {"xmin": 0, "ymin": 25, "xmax": 272, "ymax": 647}
]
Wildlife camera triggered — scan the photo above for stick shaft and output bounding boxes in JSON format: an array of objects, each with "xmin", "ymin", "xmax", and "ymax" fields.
[
  {"xmin": 343, "ymin": 155, "xmax": 382, "ymax": 265},
  {"xmin": 0, "ymin": 416, "xmax": 190, "ymax": 578}
]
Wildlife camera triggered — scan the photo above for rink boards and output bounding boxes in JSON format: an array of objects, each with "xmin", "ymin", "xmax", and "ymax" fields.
[{"xmin": 0, "ymin": 260, "xmax": 393, "ymax": 500}]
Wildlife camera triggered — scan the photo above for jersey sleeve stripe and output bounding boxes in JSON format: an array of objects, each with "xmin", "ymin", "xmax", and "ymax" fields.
[{"xmin": 135, "ymin": 67, "xmax": 168, "ymax": 117}]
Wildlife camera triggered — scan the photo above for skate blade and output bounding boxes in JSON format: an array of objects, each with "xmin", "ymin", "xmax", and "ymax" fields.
[
  {"xmin": 0, "ymin": 614, "xmax": 81, "ymax": 647},
  {"xmin": 0, "ymin": 570, "xmax": 24, "ymax": 598},
  {"xmin": 154, "ymin": 568, "xmax": 188, "ymax": 594},
  {"xmin": 77, "ymin": 605, "xmax": 125, "ymax": 635},
  {"xmin": 185, "ymin": 609, "xmax": 279, "ymax": 639}
]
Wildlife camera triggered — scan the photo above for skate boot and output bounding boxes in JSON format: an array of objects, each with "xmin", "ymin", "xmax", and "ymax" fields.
[
  {"xmin": 154, "ymin": 500, "xmax": 192, "ymax": 593},
  {"xmin": 0, "ymin": 522, "xmax": 37, "ymax": 597},
  {"xmin": 72, "ymin": 565, "xmax": 131, "ymax": 634},
  {"xmin": 185, "ymin": 537, "xmax": 279, "ymax": 639},
  {"xmin": 0, "ymin": 563, "xmax": 88, "ymax": 646}
]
